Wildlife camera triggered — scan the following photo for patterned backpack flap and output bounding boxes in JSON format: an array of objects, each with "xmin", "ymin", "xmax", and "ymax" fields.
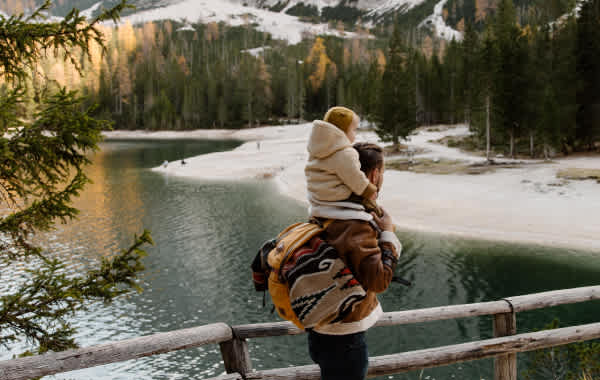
[
  {"xmin": 283, "ymin": 236, "xmax": 366, "ymax": 329},
  {"xmin": 267, "ymin": 222, "xmax": 323, "ymax": 272},
  {"xmin": 266, "ymin": 222, "xmax": 329, "ymax": 328}
]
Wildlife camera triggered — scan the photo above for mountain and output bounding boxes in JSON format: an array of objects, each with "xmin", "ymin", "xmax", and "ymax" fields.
[
  {"xmin": 0, "ymin": 0, "xmax": 579, "ymax": 44},
  {"xmin": 26, "ymin": 0, "xmax": 446, "ymax": 43},
  {"xmin": 0, "ymin": 0, "xmax": 473, "ymax": 43}
]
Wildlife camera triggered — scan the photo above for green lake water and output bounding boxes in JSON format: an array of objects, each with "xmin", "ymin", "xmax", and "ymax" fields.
[{"xmin": 1, "ymin": 139, "xmax": 599, "ymax": 380}]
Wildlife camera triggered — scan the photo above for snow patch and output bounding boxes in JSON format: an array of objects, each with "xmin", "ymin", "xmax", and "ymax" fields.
[
  {"xmin": 81, "ymin": 1, "xmax": 103, "ymax": 20},
  {"xmin": 420, "ymin": 0, "xmax": 462, "ymax": 41},
  {"xmin": 364, "ymin": 0, "xmax": 427, "ymax": 17},
  {"xmin": 550, "ymin": 0, "xmax": 585, "ymax": 29},
  {"xmin": 241, "ymin": 46, "xmax": 272, "ymax": 57},
  {"xmin": 176, "ymin": 23, "xmax": 195, "ymax": 32}
]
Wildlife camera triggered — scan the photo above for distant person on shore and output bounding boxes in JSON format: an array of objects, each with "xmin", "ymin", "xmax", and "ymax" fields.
[
  {"xmin": 305, "ymin": 106, "xmax": 383, "ymax": 217},
  {"xmin": 308, "ymin": 142, "xmax": 402, "ymax": 380}
]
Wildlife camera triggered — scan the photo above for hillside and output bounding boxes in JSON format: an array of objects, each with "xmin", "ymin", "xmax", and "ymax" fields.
[
  {"xmin": 0, "ymin": 0, "xmax": 457, "ymax": 43},
  {"xmin": 0, "ymin": 0, "xmax": 580, "ymax": 44}
]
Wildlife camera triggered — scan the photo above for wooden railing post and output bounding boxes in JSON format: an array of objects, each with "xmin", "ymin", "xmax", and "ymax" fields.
[
  {"xmin": 219, "ymin": 334, "xmax": 252, "ymax": 377},
  {"xmin": 493, "ymin": 306, "xmax": 517, "ymax": 380}
]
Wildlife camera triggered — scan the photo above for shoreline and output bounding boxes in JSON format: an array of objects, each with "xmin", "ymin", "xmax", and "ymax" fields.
[{"xmin": 103, "ymin": 125, "xmax": 600, "ymax": 253}]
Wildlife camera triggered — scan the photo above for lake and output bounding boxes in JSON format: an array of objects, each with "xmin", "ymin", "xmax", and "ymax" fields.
[{"xmin": 1, "ymin": 139, "xmax": 599, "ymax": 380}]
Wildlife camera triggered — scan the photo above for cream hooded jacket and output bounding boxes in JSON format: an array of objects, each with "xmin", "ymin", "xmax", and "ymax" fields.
[{"xmin": 305, "ymin": 120, "xmax": 371, "ymax": 203}]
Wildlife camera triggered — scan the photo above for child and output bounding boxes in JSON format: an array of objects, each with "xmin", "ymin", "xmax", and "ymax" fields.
[{"xmin": 305, "ymin": 106, "xmax": 383, "ymax": 217}]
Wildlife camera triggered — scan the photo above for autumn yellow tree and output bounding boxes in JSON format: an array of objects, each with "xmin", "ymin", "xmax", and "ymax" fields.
[
  {"xmin": 116, "ymin": 21, "xmax": 136, "ymax": 114},
  {"xmin": 306, "ymin": 37, "xmax": 337, "ymax": 94}
]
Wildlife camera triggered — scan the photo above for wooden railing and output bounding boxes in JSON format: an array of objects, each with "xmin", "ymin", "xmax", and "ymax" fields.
[{"xmin": 1, "ymin": 286, "xmax": 599, "ymax": 380}]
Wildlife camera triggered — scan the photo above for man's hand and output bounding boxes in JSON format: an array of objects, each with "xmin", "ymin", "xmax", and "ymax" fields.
[
  {"xmin": 372, "ymin": 208, "xmax": 394, "ymax": 232},
  {"xmin": 370, "ymin": 191, "xmax": 377, "ymax": 200}
]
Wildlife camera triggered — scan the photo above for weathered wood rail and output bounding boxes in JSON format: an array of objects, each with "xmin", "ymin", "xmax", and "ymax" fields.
[{"xmin": 1, "ymin": 286, "xmax": 599, "ymax": 380}]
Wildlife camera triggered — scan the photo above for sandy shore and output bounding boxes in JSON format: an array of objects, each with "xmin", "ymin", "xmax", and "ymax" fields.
[{"xmin": 104, "ymin": 125, "xmax": 600, "ymax": 252}]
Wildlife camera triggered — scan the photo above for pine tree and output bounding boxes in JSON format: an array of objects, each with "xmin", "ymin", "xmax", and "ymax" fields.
[
  {"xmin": 477, "ymin": 24, "xmax": 497, "ymax": 160},
  {"xmin": 576, "ymin": 0, "xmax": 600, "ymax": 149},
  {"xmin": 377, "ymin": 23, "xmax": 416, "ymax": 148},
  {"xmin": 0, "ymin": 1, "xmax": 152, "ymax": 354},
  {"xmin": 493, "ymin": 0, "xmax": 529, "ymax": 157},
  {"xmin": 364, "ymin": 55, "xmax": 383, "ymax": 122},
  {"xmin": 461, "ymin": 22, "xmax": 480, "ymax": 126},
  {"xmin": 552, "ymin": 15, "xmax": 577, "ymax": 153}
]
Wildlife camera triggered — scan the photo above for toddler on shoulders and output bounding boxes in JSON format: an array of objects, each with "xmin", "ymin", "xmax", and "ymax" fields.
[{"xmin": 305, "ymin": 106, "xmax": 382, "ymax": 217}]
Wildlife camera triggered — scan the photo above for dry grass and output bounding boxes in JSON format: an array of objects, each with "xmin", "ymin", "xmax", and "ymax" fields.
[
  {"xmin": 557, "ymin": 168, "xmax": 600, "ymax": 183},
  {"xmin": 385, "ymin": 158, "xmax": 523, "ymax": 175},
  {"xmin": 383, "ymin": 144, "xmax": 429, "ymax": 157},
  {"xmin": 579, "ymin": 371, "xmax": 595, "ymax": 380}
]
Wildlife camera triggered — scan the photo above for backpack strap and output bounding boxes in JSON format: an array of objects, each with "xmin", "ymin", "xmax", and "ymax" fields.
[{"xmin": 309, "ymin": 217, "xmax": 334, "ymax": 229}]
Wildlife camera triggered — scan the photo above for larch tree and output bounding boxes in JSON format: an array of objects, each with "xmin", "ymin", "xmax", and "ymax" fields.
[
  {"xmin": 0, "ymin": 0, "xmax": 152, "ymax": 355},
  {"xmin": 306, "ymin": 37, "xmax": 337, "ymax": 95}
]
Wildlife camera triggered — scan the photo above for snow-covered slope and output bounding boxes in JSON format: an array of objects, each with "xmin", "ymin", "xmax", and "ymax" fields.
[
  {"xmin": 81, "ymin": 0, "xmax": 429, "ymax": 44},
  {"xmin": 80, "ymin": 1, "xmax": 103, "ymax": 19},
  {"xmin": 362, "ymin": 0, "xmax": 426, "ymax": 16},
  {"xmin": 228, "ymin": 0, "xmax": 426, "ymax": 13},
  {"xmin": 119, "ymin": 0, "xmax": 362, "ymax": 44},
  {"xmin": 419, "ymin": 0, "xmax": 462, "ymax": 41}
]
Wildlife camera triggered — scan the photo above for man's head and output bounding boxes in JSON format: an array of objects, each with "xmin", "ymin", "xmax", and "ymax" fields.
[
  {"xmin": 323, "ymin": 106, "xmax": 359, "ymax": 143},
  {"xmin": 353, "ymin": 142, "xmax": 384, "ymax": 197}
]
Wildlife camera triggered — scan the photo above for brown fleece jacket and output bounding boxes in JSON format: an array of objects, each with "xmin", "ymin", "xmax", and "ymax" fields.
[{"xmin": 322, "ymin": 219, "xmax": 398, "ymax": 324}]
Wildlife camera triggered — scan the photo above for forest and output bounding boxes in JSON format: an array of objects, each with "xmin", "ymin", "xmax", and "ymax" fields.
[{"xmin": 1, "ymin": 0, "xmax": 599, "ymax": 157}]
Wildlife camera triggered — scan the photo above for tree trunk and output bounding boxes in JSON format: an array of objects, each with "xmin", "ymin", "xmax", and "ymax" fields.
[
  {"xmin": 415, "ymin": 62, "xmax": 421, "ymax": 125},
  {"xmin": 530, "ymin": 132, "xmax": 534, "ymax": 158},
  {"xmin": 247, "ymin": 99, "xmax": 252, "ymax": 129},
  {"xmin": 450, "ymin": 73, "xmax": 455, "ymax": 125},
  {"xmin": 486, "ymin": 95, "xmax": 491, "ymax": 161},
  {"xmin": 509, "ymin": 131, "xmax": 515, "ymax": 159}
]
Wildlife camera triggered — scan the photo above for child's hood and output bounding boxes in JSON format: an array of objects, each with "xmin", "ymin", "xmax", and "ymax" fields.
[{"xmin": 308, "ymin": 120, "xmax": 352, "ymax": 159}]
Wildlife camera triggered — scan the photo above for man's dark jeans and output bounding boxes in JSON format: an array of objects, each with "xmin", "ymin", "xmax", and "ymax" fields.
[{"xmin": 307, "ymin": 330, "xmax": 369, "ymax": 380}]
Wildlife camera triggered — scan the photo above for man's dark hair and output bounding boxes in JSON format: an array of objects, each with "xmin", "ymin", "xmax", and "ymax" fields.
[{"xmin": 353, "ymin": 142, "xmax": 384, "ymax": 174}]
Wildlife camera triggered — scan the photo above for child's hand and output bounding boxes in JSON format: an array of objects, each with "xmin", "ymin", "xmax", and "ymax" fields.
[{"xmin": 372, "ymin": 208, "xmax": 394, "ymax": 232}]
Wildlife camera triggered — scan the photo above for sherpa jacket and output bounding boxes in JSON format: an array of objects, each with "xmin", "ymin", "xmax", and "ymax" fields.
[
  {"xmin": 305, "ymin": 120, "xmax": 377, "ymax": 203},
  {"xmin": 310, "ymin": 200, "xmax": 402, "ymax": 335}
]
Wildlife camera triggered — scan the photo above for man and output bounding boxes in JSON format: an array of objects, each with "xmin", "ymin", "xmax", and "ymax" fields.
[{"xmin": 307, "ymin": 142, "xmax": 402, "ymax": 380}]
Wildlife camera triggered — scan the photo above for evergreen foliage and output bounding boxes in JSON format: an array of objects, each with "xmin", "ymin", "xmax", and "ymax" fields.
[
  {"xmin": 0, "ymin": 0, "xmax": 152, "ymax": 355},
  {"xmin": 524, "ymin": 319, "xmax": 600, "ymax": 380},
  {"xmin": 269, "ymin": 1, "xmax": 290, "ymax": 13},
  {"xmin": 285, "ymin": 3, "xmax": 319, "ymax": 20},
  {"xmin": 576, "ymin": 0, "xmax": 600, "ymax": 150},
  {"xmin": 442, "ymin": 0, "xmax": 575, "ymax": 31},
  {"xmin": 322, "ymin": 4, "xmax": 365, "ymax": 25},
  {"xmin": 376, "ymin": 22, "xmax": 417, "ymax": 146}
]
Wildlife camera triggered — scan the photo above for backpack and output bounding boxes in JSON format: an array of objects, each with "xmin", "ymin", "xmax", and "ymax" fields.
[{"xmin": 251, "ymin": 219, "xmax": 366, "ymax": 330}]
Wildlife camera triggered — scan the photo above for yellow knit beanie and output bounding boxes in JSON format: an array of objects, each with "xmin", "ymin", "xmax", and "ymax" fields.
[{"xmin": 323, "ymin": 106, "xmax": 356, "ymax": 133}]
